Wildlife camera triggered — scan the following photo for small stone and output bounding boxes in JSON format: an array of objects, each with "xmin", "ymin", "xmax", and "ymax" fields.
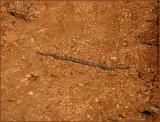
[
  {"xmin": 126, "ymin": 49, "xmax": 130, "ymax": 52},
  {"xmin": 119, "ymin": 112, "xmax": 126, "ymax": 118},
  {"xmin": 78, "ymin": 83, "xmax": 84, "ymax": 87},
  {"xmin": 124, "ymin": 106, "xmax": 128, "ymax": 109},
  {"xmin": 25, "ymin": 73, "xmax": 32, "ymax": 78},
  {"xmin": 25, "ymin": 72, "xmax": 39, "ymax": 80},
  {"xmin": 123, "ymin": 42, "xmax": 127, "ymax": 46},
  {"xmin": 116, "ymin": 104, "xmax": 120, "ymax": 109},
  {"xmin": 110, "ymin": 56, "xmax": 116, "ymax": 60},
  {"xmin": 21, "ymin": 56, "xmax": 26, "ymax": 60},
  {"xmin": 16, "ymin": 100, "xmax": 22, "ymax": 104},
  {"xmin": 95, "ymin": 98, "xmax": 99, "ymax": 102},
  {"xmin": 140, "ymin": 87, "xmax": 148, "ymax": 92},
  {"xmin": 31, "ymin": 38, "xmax": 35, "ymax": 43},
  {"xmin": 37, "ymin": 28, "xmax": 46, "ymax": 33},
  {"xmin": 87, "ymin": 114, "xmax": 91, "ymax": 118},
  {"xmin": 125, "ymin": 13, "xmax": 128, "ymax": 17},
  {"xmin": 20, "ymin": 78, "xmax": 28, "ymax": 83},
  {"xmin": 28, "ymin": 91, "xmax": 34, "ymax": 95},
  {"xmin": 112, "ymin": 88, "xmax": 116, "ymax": 90}
]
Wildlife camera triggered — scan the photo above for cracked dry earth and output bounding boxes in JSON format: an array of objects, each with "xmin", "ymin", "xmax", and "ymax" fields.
[{"xmin": 1, "ymin": 1, "xmax": 159, "ymax": 122}]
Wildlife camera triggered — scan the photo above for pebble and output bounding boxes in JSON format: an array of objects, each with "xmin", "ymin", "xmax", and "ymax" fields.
[
  {"xmin": 16, "ymin": 100, "xmax": 22, "ymax": 104},
  {"xmin": 123, "ymin": 42, "xmax": 127, "ymax": 46},
  {"xmin": 95, "ymin": 98, "xmax": 99, "ymax": 102},
  {"xmin": 78, "ymin": 83, "xmax": 84, "ymax": 87},
  {"xmin": 25, "ymin": 73, "xmax": 32, "ymax": 78},
  {"xmin": 21, "ymin": 56, "xmax": 26, "ymax": 60},
  {"xmin": 116, "ymin": 104, "xmax": 120, "ymax": 109},
  {"xmin": 25, "ymin": 72, "xmax": 39, "ymax": 79},
  {"xmin": 110, "ymin": 56, "xmax": 117, "ymax": 60},
  {"xmin": 87, "ymin": 114, "xmax": 91, "ymax": 118},
  {"xmin": 37, "ymin": 28, "xmax": 46, "ymax": 33},
  {"xmin": 126, "ymin": 49, "xmax": 130, "ymax": 52},
  {"xmin": 28, "ymin": 91, "xmax": 34, "ymax": 95},
  {"xmin": 31, "ymin": 38, "xmax": 35, "ymax": 43},
  {"xmin": 140, "ymin": 87, "xmax": 148, "ymax": 92},
  {"xmin": 119, "ymin": 112, "xmax": 126, "ymax": 118},
  {"xmin": 34, "ymin": 10, "xmax": 41, "ymax": 14},
  {"xmin": 20, "ymin": 78, "xmax": 28, "ymax": 83},
  {"xmin": 124, "ymin": 106, "xmax": 128, "ymax": 109}
]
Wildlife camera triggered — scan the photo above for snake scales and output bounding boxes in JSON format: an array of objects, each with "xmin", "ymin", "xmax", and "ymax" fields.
[{"xmin": 36, "ymin": 51, "xmax": 128, "ymax": 70}]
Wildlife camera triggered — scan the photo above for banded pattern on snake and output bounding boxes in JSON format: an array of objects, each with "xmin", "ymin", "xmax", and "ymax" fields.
[{"xmin": 36, "ymin": 51, "xmax": 128, "ymax": 70}]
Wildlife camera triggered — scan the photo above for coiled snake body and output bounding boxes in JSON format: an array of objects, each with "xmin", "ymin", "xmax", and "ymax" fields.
[{"xmin": 36, "ymin": 51, "xmax": 128, "ymax": 70}]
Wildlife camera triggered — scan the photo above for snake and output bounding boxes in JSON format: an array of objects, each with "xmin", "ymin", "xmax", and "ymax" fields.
[{"xmin": 36, "ymin": 51, "xmax": 129, "ymax": 70}]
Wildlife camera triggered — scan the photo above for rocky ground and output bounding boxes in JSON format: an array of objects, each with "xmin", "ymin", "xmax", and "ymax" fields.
[{"xmin": 1, "ymin": 1, "xmax": 159, "ymax": 121}]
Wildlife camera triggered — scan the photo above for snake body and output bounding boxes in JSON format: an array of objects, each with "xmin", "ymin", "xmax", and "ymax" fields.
[{"xmin": 36, "ymin": 51, "xmax": 128, "ymax": 70}]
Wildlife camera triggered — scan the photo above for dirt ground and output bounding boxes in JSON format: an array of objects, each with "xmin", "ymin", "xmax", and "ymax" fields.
[{"xmin": 1, "ymin": 1, "xmax": 159, "ymax": 121}]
